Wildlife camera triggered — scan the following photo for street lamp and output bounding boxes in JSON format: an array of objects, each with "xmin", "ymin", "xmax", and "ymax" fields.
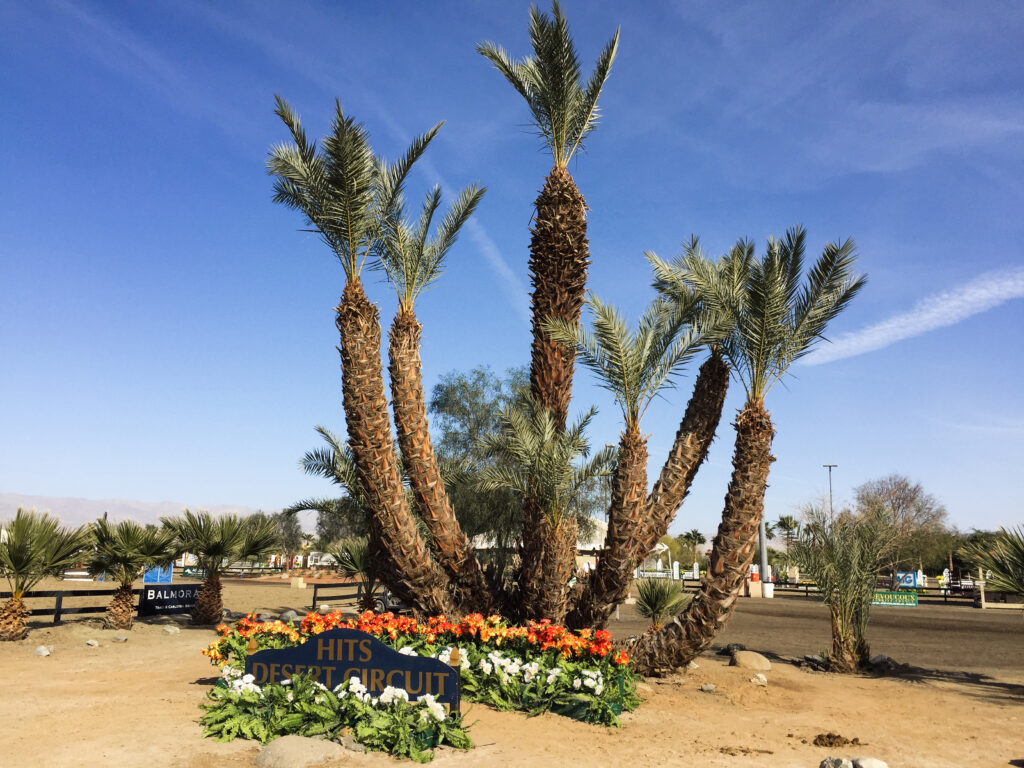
[{"xmin": 823, "ymin": 464, "xmax": 838, "ymax": 515}]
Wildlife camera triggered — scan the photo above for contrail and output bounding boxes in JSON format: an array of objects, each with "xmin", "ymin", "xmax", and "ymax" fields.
[{"xmin": 804, "ymin": 266, "xmax": 1024, "ymax": 365}]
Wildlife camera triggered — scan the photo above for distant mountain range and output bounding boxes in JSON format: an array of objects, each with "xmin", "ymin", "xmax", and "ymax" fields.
[{"xmin": 0, "ymin": 493, "xmax": 260, "ymax": 527}]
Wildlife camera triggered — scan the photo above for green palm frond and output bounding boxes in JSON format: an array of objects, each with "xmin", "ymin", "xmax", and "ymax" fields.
[
  {"xmin": 378, "ymin": 183, "xmax": 486, "ymax": 310},
  {"xmin": 0, "ymin": 509, "xmax": 90, "ymax": 598},
  {"xmin": 478, "ymin": 1, "xmax": 619, "ymax": 168},
  {"xmin": 161, "ymin": 510, "xmax": 279, "ymax": 578},
  {"xmin": 475, "ymin": 396, "xmax": 612, "ymax": 526},
  {"xmin": 268, "ymin": 96, "xmax": 439, "ymax": 280},
  {"xmin": 545, "ymin": 293, "xmax": 704, "ymax": 428},
  {"xmin": 961, "ymin": 526, "xmax": 1024, "ymax": 595},
  {"xmin": 87, "ymin": 518, "xmax": 178, "ymax": 587}
]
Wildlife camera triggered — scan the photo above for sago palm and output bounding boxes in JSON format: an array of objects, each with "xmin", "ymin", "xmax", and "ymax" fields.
[
  {"xmin": 476, "ymin": 395, "xmax": 615, "ymax": 623},
  {"xmin": 0, "ymin": 509, "xmax": 90, "ymax": 641},
  {"xmin": 631, "ymin": 226, "xmax": 865, "ymax": 674},
  {"xmin": 268, "ymin": 97, "xmax": 455, "ymax": 617},
  {"xmin": 545, "ymin": 293, "xmax": 704, "ymax": 627},
  {"xmin": 479, "ymin": 1, "xmax": 618, "ymax": 430},
  {"xmin": 161, "ymin": 510, "xmax": 279, "ymax": 625},
  {"xmin": 87, "ymin": 518, "xmax": 178, "ymax": 630},
  {"xmin": 378, "ymin": 181, "xmax": 494, "ymax": 612}
]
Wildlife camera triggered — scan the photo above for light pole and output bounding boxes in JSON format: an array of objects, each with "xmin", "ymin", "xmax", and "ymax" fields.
[{"xmin": 823, "ymin": 464, "xmax": 837, "ymax": 515}]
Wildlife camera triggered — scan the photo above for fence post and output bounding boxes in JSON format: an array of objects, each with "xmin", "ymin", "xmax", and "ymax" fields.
[
  {"xmin": 310, "ymin": 584, "xmax": 319, "ymax": 612},
  {"xmin": 53, "ymin": 593, "xmax": 64, "ymax": 624}
]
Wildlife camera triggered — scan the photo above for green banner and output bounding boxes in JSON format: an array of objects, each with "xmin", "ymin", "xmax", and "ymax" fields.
[
  {"xmin": 872, "ymin": 590, "xmax": 918, "ymax": 607},
  {"xmin": 182, "ymin": 566, "xmax": 207, "ymax": 579}
]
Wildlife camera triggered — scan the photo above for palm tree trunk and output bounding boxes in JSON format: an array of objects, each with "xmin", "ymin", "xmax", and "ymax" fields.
[
  {"xmin": 566, "ymin": 354, "xmax": 729, "ymax": 630},
  {"xmin": 337, "ymin": 281, "xmax": 456, "ymax": 617},
  {"xmin": 105, "ymin": 584, "xmax": 137, "ymax": 630},
  {"xmin": 192, "ymin": 573, "xmax": 223, "ymax": 625},
  {"xmin": 518, "ymin": 502, "xmax": 578, "ymax": 624},
  {"xmin": 528, "ymin": 166, "xmax": 589, "ymax": 430},
  {"xmin": 629, "ymin": 400, "xmax": 775, "ymax": 674},
  {"xmin": 830, "ymin": 610, "xmax": 859, "ymax": 673},
  {"xmin": 388, "ymin": 308, "xmax": 493, "ymax": 614},
  {"xmin": 565, "ymin": 423, "xmax": 647, "ymax": 628},
  {"xmin": 0, "ymin": 596, "xmax": 30, "ymax": 641}
]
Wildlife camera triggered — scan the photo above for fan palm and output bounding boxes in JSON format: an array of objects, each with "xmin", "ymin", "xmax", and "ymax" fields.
[
  {"xmin": 379, "ymin": 181, "xmax": 494, "ymax": 612},
  {"xmin": 86, "ymin": 519, "xmax": 178, "ymax": 630},
  {"xmin": 325, "ymin": 537, "xmax": 381, "ymax": 613},
  {"xmin": 680, "ymin": 529, "xmax": 706, "ymax": 563},
  {"xmin": 631, "ymin": 226, "xmax": 865, "ymax": 673},
  {"xmin": 961, "ymin": 526, "xmax": 1024, "ymax": 596},
  {"xmin": 478, "ymin": 1, "xmax": 619, "ymax": 429},
  {"xmin": 268, "ymin": 98, "xmax": 455, "ymax": 617},
  {"xmin": 0, "ymin": 509, "xmax": 90, "ymax": 641},
  {"xmin": 545, "ymin": 293, "xmax": 704, "ymax": 627},
  {"xmin": 161, "ymin": 510, "xmax": 280, "ymax": 625},
  {"xmin": 476, "ymin": 395, "xmax": 615, "ymax": 623},
  {"xmin": 635, "ymin": 578, "xmax": 687, "ymax": 632}
]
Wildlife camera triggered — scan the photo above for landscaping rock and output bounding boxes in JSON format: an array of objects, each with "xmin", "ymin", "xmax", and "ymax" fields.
[
  {"xmin": 730, "ymin": 650, "xmax": 771, "ymax": 671},
  {"xmin": 162, "ymin": 625, "xmax": 180, "ymax": 635},
  {"xmin": 686, "ymin": 660, "xmax": 699, "ymax": 670},
  {"xmin": 279, "ymin": 610, "xmax": 299, "ymax": 623},
  {"xmin": 749, "ymin": 673, "xmax": 767, "ymax": 686},
  {"xmin": 318, "ymin": 604, "xmax": 331, "ymax": 615},
  {"xmin": 820, "ymin": 760, "xmax": 853, "ymax": 768},
  {"xmin": 112, "ymin": 636, "xmax": 128, "ymax": 643},
  {"xmin": 338, "ymin": 731, "xmax": 367, "ymax": 753},
  {"xmin": 253, "ymin": 734, "xmax": 346, "ymax": 768},
  {"xmin": 852, "ymin": 759, "xmax": 889, "ymax": 768},
  {"xmin": 86, "ymin": 639, "xmax": 100, "ymax": 647},
  {"xmin": 700, "ymin": 683, "xmax": 716, "ymax": 693},
  {"xmin": 34, "ymin": 646, "xmax": 51, "ymax": 657}
]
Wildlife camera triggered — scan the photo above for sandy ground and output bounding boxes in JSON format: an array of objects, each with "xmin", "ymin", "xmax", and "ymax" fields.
[{"xmin": 2, "ymin": 577, "xmax": 1022, "ymax": 768}]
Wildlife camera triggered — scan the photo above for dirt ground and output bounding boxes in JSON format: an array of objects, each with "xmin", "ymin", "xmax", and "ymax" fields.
[{"xmin": 2, "ymin": 577, "xmax": 1022, "ymax": 768}]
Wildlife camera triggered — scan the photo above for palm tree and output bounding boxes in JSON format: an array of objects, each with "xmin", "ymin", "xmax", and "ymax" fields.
[
  {"xmin": 478, "ymin": 1, "xmax": 619, "ymax": 430},
  {"xmin": 630, "ymin": 227, "xmax": 865, "ymax": 674},
  {"xmin": 961, "ymin": 526, "xmax": 1024, "ymax": 595},
  {"xmin": 86, "ymin": 519, "xmax": 178, "ymax": 630},
  {"xmin": 545, "ymin": 294, "xmax": 704, "ymax": 628},
  {"xmin": 162, "ymin": 510, "xmax": 280, "ymax": 625},
  {"xmin": 0, "ymin": 509, "xmax": 89, "ymax": 641},
  {"xmin": 635, "ymin": 578, "xmax": 686, "ymax": 632},
  {"xmin": 776, "ymin": 514, "xmax": 800, "ymax": 556},
  {"xmin": 379, "ymin": 181, "xmax": 494, "ymax": 613},
  {"xmin": 268, "ymin": 97, "xmax": 455, "ymax": 617},
  {"xmin": 475, "ymin": 395, "xmax": 615, "ymax": 623},
  {"xmin": 679, "ymin": 529, "xmax": 706, "ymax": 564},
  {"xmin": 325, "ymin": 537, "xmax": 381, "ymax": 612}
]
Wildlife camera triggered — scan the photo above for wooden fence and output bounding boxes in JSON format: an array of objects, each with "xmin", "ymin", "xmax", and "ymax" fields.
[{"xmin": 0, "ymin": 588, "xmax": 143, "ymax": 624}]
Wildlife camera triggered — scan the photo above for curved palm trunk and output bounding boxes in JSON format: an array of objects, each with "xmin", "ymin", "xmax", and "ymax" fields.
[
  {"xmin": 519, "ymin": 499, "xmax": 578, "ymax": 624},
  {"xmin": 105, "ymin": 584, "xmax": 137, "ymax": 630},
  {"xmin": 566, "ymin": 354, "xmax": 729, "ymax": 630},
  {"xmin": 629, "ymin": 400, "xmax": 775, "ymax": 675},
  {"xmin": 0, "ymin": 596, "xmax": 30, "ymax": 641},
  {"xmin": 338, "ymin": 281, "xmax": 456, "ymax": 617},
  {"xmin": 192, "ymin": 574, "xmax": 223, "ymax": 625},
  {"xmin": 528, "ymin": 166, "xmax": 589, "ymax": 430},
  {"xmin": 566, "ymin": 424, "xmax": 647, "ymax": 628},
  {"xmin": 388, "ymin": 308, "xmax": 493, "ymax": 614}
]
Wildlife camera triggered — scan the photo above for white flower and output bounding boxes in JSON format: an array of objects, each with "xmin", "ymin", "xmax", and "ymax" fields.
[
  {"xmin": 546, "ymin": 668, "xmax": 561, "ymax": 685},
  {"xmin": 572, "ymin": 677, "xmax": 582, "ymax": 689},
  {"xmin": 479, "ymin": 660, "xmax": 493, "ymax": 675},
  {"xmin": 314, "ymin": 695, "xmax": 324, "ymax": 705},
  {"xmin": 379, "ymin": 685, "xmax": 410, "ymax": 705},
  {"xmin": 241, "ymin": 673, "xmax": 255, "ymax": 684},
  {"xmin": 286, "ymin": 691, "xmax": 294, "ymax": 702},
  {"xmin": 594, "ymin": 683, "xmax": 604, "ymax": 696},
  {"xmin": 398, "ymin": 646, "xmax": 417, "ymax": 656}
]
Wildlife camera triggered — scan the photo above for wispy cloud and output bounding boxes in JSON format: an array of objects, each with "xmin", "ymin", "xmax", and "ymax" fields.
[{"xmin": 804, "ymin": 267, "xmax": 1024, "ymax": 365}]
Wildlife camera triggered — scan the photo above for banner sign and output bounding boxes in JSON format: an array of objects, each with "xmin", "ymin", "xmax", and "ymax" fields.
[
  {"xmin": 143, "ymin": 564, "xmax": 173, "ymax": 584},
  {"xmin": 245, "ymin": 628, "xmax": 460, "ymax": 711},
  {"xmin": 137, "ymin": 584, "xmax": 200, "ymax": 615},
  {"xmin": 896, "ymin": 571, "xmax": 917, "ymax": 589},
  {"xmin": 872, "ymin": 590, "xmax": 918, "ymax": 607},
  {"xmin": 182, "ymin": 566, "xmax": 207, "ymax": 579}
]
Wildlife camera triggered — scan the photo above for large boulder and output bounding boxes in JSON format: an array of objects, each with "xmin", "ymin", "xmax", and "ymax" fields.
[
  {"xmin": 253, "ymin": 735, "xmax": 346, "ymax": 768},
  {"xmin": 730, "ymin": 650, "xmax": 771, "ymax": 671}
]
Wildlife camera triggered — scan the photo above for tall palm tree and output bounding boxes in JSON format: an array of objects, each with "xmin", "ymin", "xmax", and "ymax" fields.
[
  {"xmin": 776, "ymin": 514, "xmax": 800, "ymax": 555},
  {"xmin": 680, "ymin": 529, "xmax": 706, "ymax": 563},
  {"xmin": 0, "ymin": 509, "xmax": 89, "ymax": 641},
  {"xmin": 87, "ymin": 519, "xmax": 178, "ymax": 630},
  {"xmin": 379, "ymin": 182, "xmax": 494, "ymax": 613},
  {"xmin": 545, "ymin": 294, "xmax": 704, "ymax": 628},
  {"xmin": 162, "ymin": 510, "xmax": 280, "ymax": 625},
  {"xmin": 630, "ymin": 227, "xmax": 865, "ymax": 674},
  {"xmin": 268, "ymin": 97, "xmax": 455, "ymax": 617},
  {"xmin": 478, "ymin": 1, "xmax": 619, "ymax": 430},
  {"xmin": 475, "ymin": 395, "xmax": 615, "ymax": 623}
]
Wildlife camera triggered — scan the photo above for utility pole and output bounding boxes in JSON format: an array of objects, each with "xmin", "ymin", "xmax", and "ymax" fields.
[{"xmin": 823, "ymin": 464, "xmax": 838, "ymax": 515}]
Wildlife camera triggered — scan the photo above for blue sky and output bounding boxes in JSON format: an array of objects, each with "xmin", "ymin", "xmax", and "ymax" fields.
[{"xmin": 1, "ymin": 0, "xmax": 1022, "ymax": 536}]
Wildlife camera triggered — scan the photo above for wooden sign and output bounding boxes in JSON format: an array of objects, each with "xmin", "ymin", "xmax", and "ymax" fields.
[{"xmin": 244, "ymin": 627, "xmax": 460, "ymax": 711}]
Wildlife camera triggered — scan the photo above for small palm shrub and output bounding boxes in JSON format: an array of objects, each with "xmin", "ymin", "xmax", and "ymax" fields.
[
  {"xmin": 635, "ymin": 578, "xmax": 685, "ymax": 631},
  {"xmin": 325, "ymin": 537, "xmax": 379, "ymax": 612},
  {"xmin": 961, "ymin": 526, "xmax": 1024, "ymax": 595}
]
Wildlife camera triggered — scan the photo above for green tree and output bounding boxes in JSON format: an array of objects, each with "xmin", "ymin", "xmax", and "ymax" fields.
[
  {"xmin": 0, "ymin": 509, "xmax": 89, "ymax": 641},
  {"xmin": 272, "ymin": 511, "xmax": 304, "ymax": 558},
  {"xmin": 87, "ymin": 518, "xmax": 178, "ymax": 630},
  {"xmin": 162, "ymin": 510, "xmax": 280, "ymax": 625},
  {"xmin": 776, "ymin": 514, "xmax": 801, "ymax": 559},
  {"xmin": 677, "ymin": 529, "xmax": 707, "ymax": 564},
  {"xmin": 631, "ymin": 226, "xmax": 865, "ymax": 674}
]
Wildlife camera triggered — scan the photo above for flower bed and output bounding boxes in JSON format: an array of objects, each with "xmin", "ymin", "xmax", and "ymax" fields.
[{"xmin": 200, "ymin": 611, "xmax": 640, "ymax": 761}]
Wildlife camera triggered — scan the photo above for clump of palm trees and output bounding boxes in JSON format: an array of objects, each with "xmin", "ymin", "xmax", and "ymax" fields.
[{"xmin": 266, "ymin": 0, "xmax": 866, "ymax": 677}]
